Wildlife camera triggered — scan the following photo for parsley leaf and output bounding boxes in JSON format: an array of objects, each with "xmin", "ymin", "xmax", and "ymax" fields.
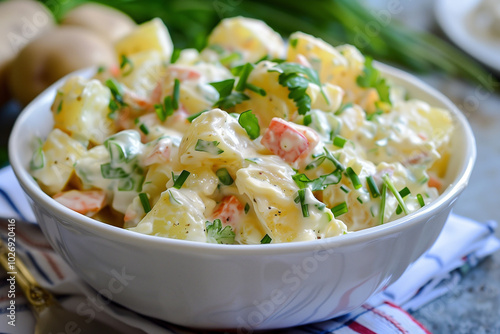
[
  {"xmin": 209, "ymin": 79, "xmax": 250, "ymax": 110},
  {"xmin": 356, "ymin": 57, "xmax": 391, "ymax": 104},
  {"xmin": 209, "ymin": 79, "xmax": 235, "ymax": 99},
  {"xmin": 269, "ymin": 63, "xmax": 329, "ymax": 115},
  {"xmin": 292, "ymin": 170, "xmax": 342, "ymax": 191},
  {"xmin": 238, "ymin": 110, "xmax": 260, "ymax": 139},
  {"xmin": 195, "ymin": 139, "xmax": 224, "ymax": 155},
  {"xmin": 206, "ymin": 219, "xmax": 235, "ymax": 244}
]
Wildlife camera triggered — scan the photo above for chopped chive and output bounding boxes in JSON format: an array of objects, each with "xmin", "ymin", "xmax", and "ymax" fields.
[
  {"xmin": 155, "ymin": 104, "xmax": 166, "ymax": 122},
  {"xmin": 366, "ymin": 109, "xmax": 383, "ymax": 121},
  {"xmin": 333, "ymin": 135, "xmax": 347, "ymax": 148},
  {"xmin": 367, "ymin": 176, "xmax": 380, "ymax": 198},
  {"xmin": 396, "ymin": 205, "xmax": 402, "ymax": 215},
  {"xmin": 168, "ymin": 189, "xmax": 182, "ymax": 205},
  {"xmin": 340, "ymin": 185, "xmax": 350, "ymax": 193},
  {"xmin": 245, "ymin": 158, "xmax": 260, "ymax": 164},
  {"xmin": 357, "ymin": 196, "xmax": 363, "ymax": 204},
  {"xmin": 379, "ymin": 183, "xmax": 387, "ymax": 225},
  {"xmin": 56, "ymin": 100, "xmax": 63, "ymax": 114},
  {"xmin": 138, "ymin": 193, "xmax": 151, "ymax": 213},
  {"xmin": 100, "ymin": 163, "xmax": 128, "ymax": 179},
  {"xmin": 331, "ymin": 202, "xmax": 348, "ymax": 217},
  {"xmin": 172, "ymin": 170, "xmax": 190, "ymax": 189},
  {"xmin": 220, "ymin": 52, "xmax": 241, "ymax": 66},
  {"xmin": 345, "ymin": 167, "xmax": 362, "ymax": 189},
  {"xmin": 30, "ymin": 139, "xmax": 45, "ymax": 170},
  {"xmin": 245, "ymin": 83, "xmax": 266, "ymax": 96},
  {"xmin": 187, "ymin": 110, "xmax": 207, "ymax": 123},
  {"xmin": 139, "ymin": 123, "xmax": 149, "ymax": 135},
  {"xmin": 216, "ymin": 168, "xmax": 233, "ymax": 185},
  {"xmin": 105, "ymin": 79, "xmax": 124, "ymax": 103},
  {"xmin": 170, "ymin": 48, "xmax": 181, "ymax": 64},
  {"xmin": 238, "ymin": 110, "xmax": 260, "ymax": 139},
  {"xmin": 323, "ymin": 147, "xmax": 345, "ymax": 171},
  {"xmin": 305, "ymin": 156, "xmax": 326, "ymax": 170},
  {"xmin": 382, "ymin": 174, "xmax": 409, "ymax": 215},
  {"xmin": 290, "ymin": 38, "xmax": 298, "ymax": 48},
  {"xmin": 120, "ymin": 54, "xmax": 134, "ymax": 76},
  {"xmin": 163, "ymin": 96, "xmax": 174, "ymax": 117},
  {"xmin": 209, "ymin": 79, "xmax": 235, "ymax": 99},
  {"xmin": 244, "ymin": 203, "xmax": 250, "ymax": 214},
  {"xmin": 295, "ymin": 189, "xmax": 309, "ymax": 217},
  {"xmin": 399, "ymin": 187, "xmax": 411, "ymax": 198},
  {"xmin": 195, "ymin": 139, "xmax": 224, "ymax": 155},
  {"xmin": 260, "ymin": 234, "xmax": 272, "ymax": 244},
  {"xmin": 235, "ymin": 63, "xmax": 254, "ymax": 92},
  {"xmin": 417, "ymin": 193, "xmax": 425, "ymax": 207},
  {"xmin": 172, "ymin": 79, "xmax": 180, "ymax": 110},
  {"xmin": 97, "ymin": 66, "xmax": 105, "ymax": 73},
  {"xmin": 335, "ymin": 102, "xmax": 353, "ymax": 116}
]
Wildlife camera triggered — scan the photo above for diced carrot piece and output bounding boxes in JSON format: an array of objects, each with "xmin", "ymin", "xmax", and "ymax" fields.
[
  {"xmin": 212, "ymin": 195, "xmax": 244, "ymax": 230},
  {"xmin": 261, "ymin": 118, "xmax": 318, "ymax": 163},
  {"xmin": 54, "ymin": 190, "xmax": 106, "ymax": 216},
  {"xmin": 428, "ymin": 175, "xmax": 443, "ymax": 192}
]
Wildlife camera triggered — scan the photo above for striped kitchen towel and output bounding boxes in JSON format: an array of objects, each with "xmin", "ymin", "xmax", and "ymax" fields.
[{"xmin": 0, "ymin": 165, "xmax": 498, "ymax": 334}]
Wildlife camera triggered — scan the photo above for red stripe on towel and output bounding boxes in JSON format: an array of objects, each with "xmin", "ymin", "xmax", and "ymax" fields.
[
  {"xmin": 384, "ymin": 301, "xmax": 432, "ymax": 334},
  {"xmin": 348, "ymin": 320, "xmax": 377, "ymax": 334}
]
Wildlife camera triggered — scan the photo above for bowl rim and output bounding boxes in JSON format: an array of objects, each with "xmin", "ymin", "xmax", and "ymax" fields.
[{"xmin": 9, "ymin": 63, "xmax": 476, "ymax": 256}]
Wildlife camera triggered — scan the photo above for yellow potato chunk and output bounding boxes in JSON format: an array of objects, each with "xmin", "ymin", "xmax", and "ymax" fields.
[
  {"xmin": 115, "ymin": 18, "xmax": 173, "ymax": 60},
  {"xmin": 207, "ymin": 17, "xmax": 285, "ymax": 64},
  {"xmin": 52, "ymin": 76, "xmax": 115, "ymax": 145},
  {"xmin": 31, "ymin": 129, "xmax": 86, "ymax": 196},
  {"xmin": 128, "ymin": 188, "xmax": 207, "ymax": 242}
]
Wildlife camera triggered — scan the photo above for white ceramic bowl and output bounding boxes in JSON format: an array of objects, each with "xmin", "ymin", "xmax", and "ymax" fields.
[{"xmin": 9, "ymin": 64, "xmax": 475, "ymax": 330}]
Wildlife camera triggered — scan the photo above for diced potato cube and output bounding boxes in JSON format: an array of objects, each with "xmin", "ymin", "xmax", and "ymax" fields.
[
  {"xmin": 52, "ymin": 76, "xmax": 115, "ymax": 145},
  {"xmin": 31, "ymin": 129, "xmax": 86, "ymax": 196},
  {"xmin": 207, "ymin": 17, "xmax": 285, "ymax": 64},
  {"xmin": 128, "ymin": 188, "xmax": 207, "ymax": 242},
  {"xmin": 115, "ymin": 18, "xmax": 173, "ymax": 60}
]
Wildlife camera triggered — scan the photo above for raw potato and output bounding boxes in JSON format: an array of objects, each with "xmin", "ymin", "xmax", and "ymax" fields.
[
  {"xmin": 0, "ymin": 0, "xmax": 55, "ymax": 103},
  {"xmin": 61, "ymin": 3, "xmax": 136, "ymax": 43},
  {"xmin": 8, "ymin": 26, "xmax": 116, "ymax": 106}
]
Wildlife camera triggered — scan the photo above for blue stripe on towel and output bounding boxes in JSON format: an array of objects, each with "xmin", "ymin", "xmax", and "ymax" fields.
[
  {"xmin": 25, "ymin": 251, "xmax": 53, "ymax": 285},
  {"xmin": 0, "ymin": 187, "xmax": 27, "ymax": 221}
]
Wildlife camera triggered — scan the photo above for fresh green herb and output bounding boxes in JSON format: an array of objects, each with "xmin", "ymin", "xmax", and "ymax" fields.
[
  {"xmin": 303, "ymin": 114, "xmax": 312, "ymax": 126},
  {"xmin": 323, "ymin": 147, "xmax": 345, "ymax": 171},
  {"xmin": 155, "ymin": 95, "xmax": 175, "ymax": 122},
  {"xmin": 139, "ymin": 123, "xmax": 149, "ymax": 135},
  {"xmin": 30, "ymin": 138, "xmax": 45, "ymax": 170},
  {"xmin": 245, "ymin": 83, "xmax": 266, "ymax": 96},
  {"xmin": 172, "ymin": 170, "xmax": 190, "ymax": 189},
  {"xmin": 396, "ymin": 186, "xmax": 411, "ymax": 214},
  {"xmin": 290, "ymin": 38, "xmax": 298, "ymax": 48},
  {"xmin": 209, "ymin": 79, "xmax": 235, "ymax": 98},
  {"xmin": 138, "ymin": 193, "xmax": 151, "ymax": 213},
  {"xmin": 331, "ymin": 202, "xmax": 348, "ymax": 217},
  {"xmin": 294, "ymin": 188, "xmax": 309, "ymax": 217},
  {"xmin": 356, "ymin": 57, "xmax": 391, "ymax": 104},
  {"xmin": 260, "ymin": 234, "xmax": 272, "ymax": 244},
  {"xmin": 235, "ymin": 63, "xmax": 254, "ymax": 92},
  {"xmin": 417, "ymin": 193, "xmax": 425, "ymax": 207},
  {"xmin": 172, "ymin": 78, "xmax": 180, "ymax": 110},
  {"xmin": 56, "ymin": 100, "xmax": 63, "ymax": 114},
  {"xmin": 120, "ymin": 54, "xmax": 134, "ymax": 76},
  {"xmin": 108, "ymin": 99, "xmax": 119, "ymax": 119},
  {"xmin": 379, "ymin": 183, "xmax": 387, "ymax": 225},
  {"xmin": 170, "ymin": 48, "xmax": 181, "ymax": 64},
  {"xmin": 333, "ymin": 135, "xmax": 347, "ymax": 148},
  {"xmin": 340, "ymin": 185, "xmax": 350, "ymax": 193},
  {"xmin": 357, "ymin": 196, "xmax": 363, "ymax": 204},
  {"xmin": 367, "ymin": 175, "xmax": 380, "ymax": 198},
  {"xmin": 195, "ymin": 139, "xmax": 224, "ymax": 154},
  {"xmin": 100, "ymin": 163, "xmax": 128, "ymax": 179},
  {"xmin": 217, "ymin": 92, "xmax": 249, "ymax": 109},
  {"xmin": 105, "ymin": 79, "xmax": 125, "ymax": 104},
  {"xmin": 186, "ymin": 110, "xmax": 207, "ymax": 123},
  {"xmin": 220, "ymin": 52, "xmax": 242, "ymax": 66},
  {"xmin": 168, "ymin": 189, "xmax": 182, "ymax": 205},
  {"xmin": 382, "ymin": 174, "xmax": 409, "ymax": 215},
  {"xmin": 345, "ymin": 167, "xmax": 362, "ymax": 189},
  {"xmin": 269, "ymin": 63, "xmax": 328, "ymax": 115},
  {"xmin": 238, "ymin": 110, "xmax": 260, "ymax": 139},
  {"xmin": 335, "ymin": 102, "xmax": 353, "ymax": 116},
  {"xmin": 366, "ymin": 109, "xmax": 384, "ymax": 121},
  {"xmin": 216, "ymin": 168, "xmax": 233, "ymax": 185},
  {"xmin": 206, "ymin": 219, "xmax": 235, "ymax": 244},
  {"xmin": 244, "ymin": 203, "xmax": 250, "ymax": 214},
  {"xmin": 292, "ymin": 170, "xmax": 342, "ymax": 191},
  {"xmin": 97, "ymin": 66, "xmax": 105, "ymax": 74},
  {"xmin": 245, "ymin": 158, "xmax": 260, "ymax": 164}
]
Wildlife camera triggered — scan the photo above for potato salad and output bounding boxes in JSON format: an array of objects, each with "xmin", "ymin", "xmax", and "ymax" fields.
[{"xmin": 29, "ymin": 17, "xmax": 453, "ymax": 245}]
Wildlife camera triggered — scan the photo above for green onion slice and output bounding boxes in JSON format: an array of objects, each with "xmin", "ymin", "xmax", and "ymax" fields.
[
  {"xmin": 216, "ymin": 168, "xmax": 233, "ymax": 186},
  {"xmin": 139, "ymin": 193, "xmax": 151, "ymax": 213}
]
